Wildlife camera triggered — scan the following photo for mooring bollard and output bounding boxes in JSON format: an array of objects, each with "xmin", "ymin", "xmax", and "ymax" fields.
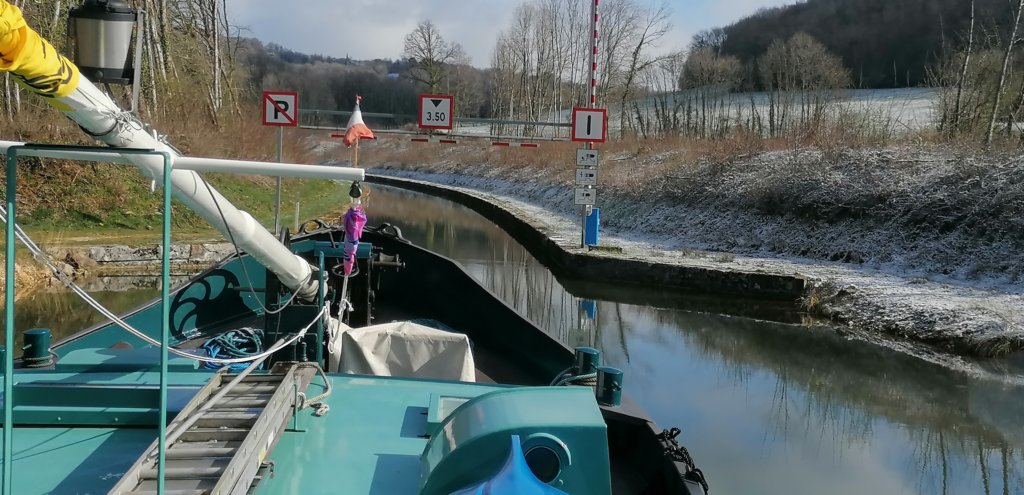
[
  {"xmin": 596, "ymin": 366, "xmax": 623, "ymax": 407},
  {"xmin": 23, "ymin": 328, "xmax": 53, "ymax": 368}
]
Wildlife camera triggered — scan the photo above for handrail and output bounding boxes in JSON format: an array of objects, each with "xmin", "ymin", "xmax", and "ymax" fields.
[
  {"xmin": 3, "ymin": 144, "xmax": 173, "ymax": 495},
  {"xmin": 0, "ymin": 141, "xmax": 364, "ymax": 181}
]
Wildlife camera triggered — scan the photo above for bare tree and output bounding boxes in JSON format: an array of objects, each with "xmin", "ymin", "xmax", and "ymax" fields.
[
  {"xmin": 618, "ymin": 1, "xmax": 672, "ymax": 137},
  {"xmin": 758, "ymin": 38, "xmax": 792, "ymax": 136},
  {"xmin": 683, "ymin": 47, "xmax": 742, "ymax": 137},
  {"xmin": 403, "ymin": 21, "xmax": 465, "ymax": 93},
  {"xmin": 758, "ymin": 33, "xmax": 849, "ymax": 137},
  {"xmin": 445, "ymin": 57, "xmax": 483, "ymax": 118},
  {"xmin": 690, "ymin": 28, "xmax": 727, "ymax": 55},
  {"xmin": 986, "ymin": 0, "xmax": 1024, "ymax": 146},
  {"xmin": 953, "ymin": 0, "xmax": 975, "ymax": 133},
  {"xmin": 597, "ymin": 0, "xmax": 640, "ymax": 106},
  {"xmin": 172, "ymin": 0, "xmax": 236, "ymax": 121},
  {"xmin": 637, "ymin": 49, "xmax": 685, "ymax": 136}
]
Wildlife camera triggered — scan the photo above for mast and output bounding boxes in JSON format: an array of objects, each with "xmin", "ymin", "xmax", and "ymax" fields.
[{"xmin": 0, "ymin": 1, "xmax": 351, "ymax": 299}]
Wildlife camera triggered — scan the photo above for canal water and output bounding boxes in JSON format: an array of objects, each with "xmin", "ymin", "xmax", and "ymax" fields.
[
  {"xmin": 9, "ymin": 183, "xmax": 1024, "ymax": 494},
  {"xmin": 362, "ymin": 185, "xmax": 1024, "ymax": 495}
]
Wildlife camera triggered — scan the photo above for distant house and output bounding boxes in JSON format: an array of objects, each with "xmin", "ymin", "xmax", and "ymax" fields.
[{"xmin": 386, "ymin": 73, "xmax": 400, "ymax": 81}]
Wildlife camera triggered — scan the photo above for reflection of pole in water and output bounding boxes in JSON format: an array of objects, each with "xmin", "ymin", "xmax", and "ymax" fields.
[
  {"xmin": 979, "ymin": 440, "xmax": 990, "ymax": 495},
  {"xmin": 940, "ymin": 431, "xmax": 948, "ymax": 495},
  {"xmin": 1001, "ymin": 443, "xmax": 1009, "ymax": 495},
  {"xmin": 576, "ymin": 299, "xmax": 597, "ymax": 349},
  {"xmin": 424, "ymin": 219, "xmax": 435, "ymax": 249},
  {"xmin": 613, "ymin": 303, "xmax": 628, "ymax": 362}
]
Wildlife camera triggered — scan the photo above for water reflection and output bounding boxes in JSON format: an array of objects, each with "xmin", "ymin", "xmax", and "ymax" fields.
[
  {"xmin": 366, "ymin": 184, "xmax": 1024, "ymax": 495},
  {"xmin": 1, "ymin": 284, "xmax": 160, "ymax": 345}
]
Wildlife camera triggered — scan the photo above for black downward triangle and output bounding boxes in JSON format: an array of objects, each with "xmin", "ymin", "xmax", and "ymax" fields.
[{"xmin": 430, "ymin": 99, "xmax": 444, "ymax": 107}]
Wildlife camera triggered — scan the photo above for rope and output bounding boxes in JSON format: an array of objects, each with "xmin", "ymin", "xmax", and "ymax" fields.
[
  {"xmin": 550, "ymin": 367, "xmax": 598, "ymax": 387},
  {"xmin": 294, "ymin": 362, "xmax": 333, "ymax": 416},
  {"xmin": 549, "ymin": 367, "xmax": 573, "ymax": 385},
  {"xmin": 200, "ymin": 328, "xmax": 264, "ymax": 373},
  {"xmin": 554, "ymin": 372, "xmax": 597, "ymax": 387},
  {"xmin": 0, "ymin": 203, "xmax": 328, "ymax": 365}
]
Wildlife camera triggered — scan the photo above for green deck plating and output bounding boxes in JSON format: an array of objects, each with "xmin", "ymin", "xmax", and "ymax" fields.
[{"xmin": 0, "ymin": 370, "xmax": 609, "ymax": 494}]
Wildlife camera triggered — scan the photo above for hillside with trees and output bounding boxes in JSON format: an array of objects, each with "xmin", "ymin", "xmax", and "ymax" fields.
[{"xmin": 707, "ymin": 0, "xmax": 1010, "ymax": 88}]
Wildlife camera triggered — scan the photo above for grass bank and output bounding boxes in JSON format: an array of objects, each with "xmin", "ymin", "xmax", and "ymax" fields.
[{"xmin": 345, "ymin": 135, "xmax": 1023, "ymax": 285}]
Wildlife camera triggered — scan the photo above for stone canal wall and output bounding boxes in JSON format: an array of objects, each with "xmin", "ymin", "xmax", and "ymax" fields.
[
  {"xmin": 44, "ymin": 242, "xmax": 234, "ymax": 279},
  {"xmin": 367, "ymin": 174, "xmax": 805, "ymax": 302}
]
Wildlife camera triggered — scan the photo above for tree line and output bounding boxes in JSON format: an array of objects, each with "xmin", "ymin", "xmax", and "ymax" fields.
[
  {"xmin": 3, "ymin": 0, "xmax": 1024, "ymax": 148},
  {"xmin": 712, "ymin": 0, "xmax": 1013, "ymax": 89},
  {"xmin": 239, "ymin": 0, "xmax": 678, "ymax": 139},
  {"xmin": 930, "ymin": 0, "xmax": 1024, "ymax": 144}
]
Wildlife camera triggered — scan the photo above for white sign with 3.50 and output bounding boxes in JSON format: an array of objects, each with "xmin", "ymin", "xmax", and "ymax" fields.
[{"xmin": 419, "ymin": 94, "xmax": 454, "ymax": 130}]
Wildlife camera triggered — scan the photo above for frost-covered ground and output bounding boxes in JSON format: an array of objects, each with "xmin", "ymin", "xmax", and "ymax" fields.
[{"xmin": 339, "ymin": 140, "xmax": 1024, "ymax": 359}]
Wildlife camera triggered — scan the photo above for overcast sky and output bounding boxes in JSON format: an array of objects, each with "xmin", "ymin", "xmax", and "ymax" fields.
[{"xmin": 225, "ymin": 0, "xmax": 795, "ymax": 66}]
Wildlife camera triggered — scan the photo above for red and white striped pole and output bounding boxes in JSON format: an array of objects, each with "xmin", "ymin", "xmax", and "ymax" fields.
[
  {"xmin": 589, "ymin": 0, "xmax": 599, "ymax": 110},
  {"xmin": 581, "ymin": 0, "xmax": 599, "ymax": 248}
]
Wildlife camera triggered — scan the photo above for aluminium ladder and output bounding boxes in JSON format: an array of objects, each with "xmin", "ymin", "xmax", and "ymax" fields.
[{"xmin": 109, "ymin": 365, "xmax": 315, "ymax": 495}]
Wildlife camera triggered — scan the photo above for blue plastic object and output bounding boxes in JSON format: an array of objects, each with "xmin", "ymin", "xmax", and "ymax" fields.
[
  {"xmin": 579, "ymin": 299, "xmax": 597, "ymax": 320},
  {"xmin": 584, "ymin": 207, "xmax": 600, "ymax": 246},
  {"xmin": 450, "ymin": 435, "xmax": 569, "ymax": 495}
]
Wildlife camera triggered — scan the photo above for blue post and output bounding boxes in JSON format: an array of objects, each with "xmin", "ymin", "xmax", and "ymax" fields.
[
  {"xmin": 4, "ymin": 148, "xmax": 16, "ymax": 494},
  {"xmin": 159, "ymin": 152, "xmax": 171, "ymax": 495},
  {"xmin": 584, "ymin": 207, "xmax": 600, "ymax": 246}
]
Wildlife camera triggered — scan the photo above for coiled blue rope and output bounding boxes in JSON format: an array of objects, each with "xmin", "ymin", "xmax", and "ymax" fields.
[{"xmin": 200, "ymin": 327, "xmax": 265, "ymax": 372}]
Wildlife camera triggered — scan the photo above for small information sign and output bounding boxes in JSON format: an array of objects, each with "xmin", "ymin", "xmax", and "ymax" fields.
[
  {"xmin": 575, "ymin": 168, "xmax": 598, "ymax": 186},
  {"xmin": 576, "ymin": 149, "xmax": 599, "ymax": 167},
  {"xmin": 574, "ymin": 187, "xmax": 596, "ymax": 205}
]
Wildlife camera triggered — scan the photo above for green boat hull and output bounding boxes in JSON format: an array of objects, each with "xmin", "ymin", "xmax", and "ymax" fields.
[{"xmin": 1, "ymin": 225, "xmax": 705, "ymax": 494}]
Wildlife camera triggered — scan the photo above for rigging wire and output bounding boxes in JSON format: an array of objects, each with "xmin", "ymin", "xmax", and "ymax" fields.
[
  {"xmin": 0, "ymin": 204, "xmax": 327, "ymax": 365},
  {"xmin": 198, "ymin": 176, "xmax": 303, "ymax": 315}
]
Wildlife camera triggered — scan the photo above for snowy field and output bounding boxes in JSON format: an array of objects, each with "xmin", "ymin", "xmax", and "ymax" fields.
[{"xmin": 551, "ymin": 87, "xmax": 939, "ymax": 136}]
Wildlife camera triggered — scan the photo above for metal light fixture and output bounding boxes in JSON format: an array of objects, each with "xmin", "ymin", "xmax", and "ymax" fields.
[{"xmin": 67, "ymin": 0, "xmax": 144, "ymax": 111}]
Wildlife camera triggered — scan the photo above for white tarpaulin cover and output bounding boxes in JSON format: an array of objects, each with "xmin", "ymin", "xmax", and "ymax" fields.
[{"xmin": 327, "ymin": 321, "xmax": 476, "ymax": 382}]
